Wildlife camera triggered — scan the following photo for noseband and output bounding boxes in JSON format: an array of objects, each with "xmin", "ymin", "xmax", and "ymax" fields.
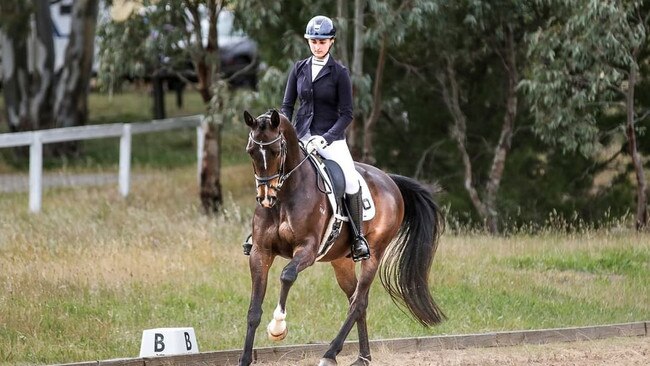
[
  {"xmin": 248, "ymin": 131, "xmax": 313, "ymax": 193},
  {"xmin": 249, "ymin": 132, "xmax": 287, "ymax": 191}
]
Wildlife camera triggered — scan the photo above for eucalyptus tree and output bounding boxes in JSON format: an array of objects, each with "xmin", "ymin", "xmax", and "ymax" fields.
[
  {"xmin": 0, "ymin": 1, "xmax": 55, "ymax": 132},
  {"xmin": 521, "ymin": 0, "xmax": 649, "ymax": 230},
  {"xmin": 0, "ymin": 0, "xmax": 99, "ymax": 138},
  {"xmin": 54, "ymin": 0, "xmax": 100, "ymax": 131},
  {"xmin": 423, "ymin": 0, "xmax": 545, "ymax": 233},
  {"xmin": 235, "ymin": 0, "xmax": 438, "ymax": 165},
  {"xmin": 100, "ymin": 0, "xmax": 238, "ymax": 213},
  {"xmin": 358, "ymin": 0, "xmax": 439, "ymax": 164}
]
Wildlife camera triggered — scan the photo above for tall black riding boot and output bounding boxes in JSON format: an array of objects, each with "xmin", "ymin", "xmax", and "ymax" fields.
[{"xmin": 346, "ymin": 188, "xmax": 370, "ymax": 261}]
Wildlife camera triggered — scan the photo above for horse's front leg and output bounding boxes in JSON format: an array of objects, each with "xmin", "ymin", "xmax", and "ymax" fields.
[
  {"xmin": 266, "ymin": 242, "xmax": 318, "ymax": 341},
  {"xmin": 239, "ymin": 250, "xmax": 275, "ymax": 366}
]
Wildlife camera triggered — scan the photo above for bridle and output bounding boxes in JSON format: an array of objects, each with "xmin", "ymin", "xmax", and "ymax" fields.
[{"xmin": 248, "ymin": 131, "xmax": 311, "ymax": 193}]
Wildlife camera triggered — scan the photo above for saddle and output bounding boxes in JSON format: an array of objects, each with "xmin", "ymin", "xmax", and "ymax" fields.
[{"xmin": 305, "ymin": 152, "xmax": 375, "ymax": 261}]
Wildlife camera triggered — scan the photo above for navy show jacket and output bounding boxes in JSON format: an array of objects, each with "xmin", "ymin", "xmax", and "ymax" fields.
[{"xmin": 280, "ymin": 55, "xmax": 353, "ymax": 144}]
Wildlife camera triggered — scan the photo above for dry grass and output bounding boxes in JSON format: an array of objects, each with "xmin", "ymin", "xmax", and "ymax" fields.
[{"xmin": 0, "ymin": 164, "xmax": 648, "ymax": 365}]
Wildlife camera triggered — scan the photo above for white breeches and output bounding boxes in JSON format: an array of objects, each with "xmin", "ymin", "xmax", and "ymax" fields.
[{"xmin": 301, "ymin": 133, "xmax": 361, "ymax": 194}]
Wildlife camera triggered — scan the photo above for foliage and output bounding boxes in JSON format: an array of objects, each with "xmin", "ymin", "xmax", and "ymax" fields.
[
  {"xmin": 233, "ymin": 0, "xmax": 329, "ymax": 68},
  {"xmin": 521, "ymin": 0, "xmax": 649, "ymax": 156},
  {"xmin": 0, "ymin": 0, "xmax": 32, "ymax": 36},
  {"xmin": 96, "ymin": 0, "xmax": 189, "ymax": 92},
  {"xmin": 3, "ymin": 0, "xmax": 649, "ymax": 227}
]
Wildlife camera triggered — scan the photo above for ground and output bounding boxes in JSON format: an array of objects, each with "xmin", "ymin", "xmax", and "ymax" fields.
[{"xmin": 253, "ymin": 336, "xmax": 648, "ymax": 366}]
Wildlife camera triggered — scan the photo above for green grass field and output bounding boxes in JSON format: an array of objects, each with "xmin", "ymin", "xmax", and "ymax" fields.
[
  {"xmin": 1, "ymin": 90, "xmax": 649, "ymax": 365},
  {"xmin": 0, "ymin": 164, "xmax": 648, "ymax": 365}
]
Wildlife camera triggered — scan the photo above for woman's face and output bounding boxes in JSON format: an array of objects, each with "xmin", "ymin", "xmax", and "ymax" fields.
[{"xmin": 309, "ymin": 38, "xmax": 334, "ymax": 58}]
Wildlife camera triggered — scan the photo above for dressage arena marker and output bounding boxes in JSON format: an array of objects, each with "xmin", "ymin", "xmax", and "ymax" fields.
[
  {"xmin": 138, "ymin": 328, "xmax": 199, "ymax": 358},
  {"xmin": 56, "ymin": 321, "xmax": 647, "ymax": 365}
]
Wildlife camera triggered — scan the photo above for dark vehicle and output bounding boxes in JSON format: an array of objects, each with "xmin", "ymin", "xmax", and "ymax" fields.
[
  {"xmin": 215, "ymin": 10, "xmax": 258, "ymax": 88},
  {"xmin": 172, "ymin": 10, "xmax": 258, "ymax": 88}
]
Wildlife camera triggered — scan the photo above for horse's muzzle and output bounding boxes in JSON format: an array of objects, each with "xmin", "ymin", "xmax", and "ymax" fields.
[
  {"xmin": 256, "ymin": 182, "xmax": 279, "ymax": 208},
  {"xmin": 257, "ymin": 195, "xmax": 278, "ymax": 208}
]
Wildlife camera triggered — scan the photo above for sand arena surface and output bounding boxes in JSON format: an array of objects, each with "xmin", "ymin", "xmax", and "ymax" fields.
[{"xmin": 252, "ymin": 336, "xmax": 648, "ymax": 366}]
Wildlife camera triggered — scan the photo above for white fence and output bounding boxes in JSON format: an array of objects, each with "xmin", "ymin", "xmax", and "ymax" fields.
[{"xmin": 0, "ymin": 115, "xmax": 204, "ymax": 213}]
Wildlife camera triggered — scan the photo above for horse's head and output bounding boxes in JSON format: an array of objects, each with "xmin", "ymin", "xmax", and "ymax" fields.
[{"xmin": 244, "ymin": 109, "xmax": 287, "ymax": 208}]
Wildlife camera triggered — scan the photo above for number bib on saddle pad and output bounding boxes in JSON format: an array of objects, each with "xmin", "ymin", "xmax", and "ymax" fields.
[{"xmin": 306, "ymin": 154, "xmax": 375, "ymax": 261}]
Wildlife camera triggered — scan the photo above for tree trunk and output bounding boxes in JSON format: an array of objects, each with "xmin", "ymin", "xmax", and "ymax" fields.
[
  {"xmin": 191, "ymin": 0, "xmax": 224, "ymax": 213},
  {"xmin": 484, "ymin": 28, "xmax": 518, "ymax": 234},
  {"xmin": 347, "ymin": 0, "xmax": 366, "ymax": 160},
  {"xmin": 362, "ymin": 36, "xmax": 387, "ymax": 165},
  {"xmin": 336, "ymin": 0, "xmax": 349, "ymax": 67},
  {"xmin": 30, "ymin": 0, "xmax": 57, "ymax": 131},
  {"xmin": 54, "ymin": 0, "xmax": 99, "ymax": 131},
  {"xmin": 1, "ymin": 1, "xmax": 55, "ymax": 133},
  {"xmin": 200, "ymin": 118, "xmax": 223, "ymax": 213},
  {"xmin": 438, "ymin": 57, "xmax": 490, "ymax": 228},
  {"xmin": 625, "ymin": 62, "xmax": 648, "ymax": 230},
  {"xmin": 1, "ymin": 31, "xmax": 31, "ymax": 132},
  {"xmin": 152, "ymin": 70, "xmax": 166, "ymax": 120}
]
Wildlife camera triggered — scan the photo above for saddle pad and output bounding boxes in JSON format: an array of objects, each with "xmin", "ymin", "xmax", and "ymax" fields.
[{"xmin": 310, "ymin": 155, "xmax": 376, "ymax": 221}]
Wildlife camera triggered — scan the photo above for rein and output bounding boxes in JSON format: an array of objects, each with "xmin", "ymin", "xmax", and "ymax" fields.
[{"xmin": 248, "ymin": 132, "xmax": 312, "ymax": 191}]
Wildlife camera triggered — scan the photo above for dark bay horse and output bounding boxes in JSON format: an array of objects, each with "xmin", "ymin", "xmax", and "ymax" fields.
[{"xmin": 240, "ymin": 109, "xmax": 445, "ymax": 366}]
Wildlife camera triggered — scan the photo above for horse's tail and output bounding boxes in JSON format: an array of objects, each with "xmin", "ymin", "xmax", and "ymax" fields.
[{"xmin": 380, "ymin": 174, "xmax": 446, "ymax": 326}]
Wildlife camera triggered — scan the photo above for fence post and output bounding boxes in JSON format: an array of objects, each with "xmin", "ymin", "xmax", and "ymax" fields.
[
  {"xmin": 29, "ymin": 132, "xmax": 43, "ymax": 213},
  {"xmin": 196, "ymin": 123, "xmax": 204, "ymax": 185},
  {"xmin": 119, "ymin": 124, "xmax": 132, "ymax": 197}
]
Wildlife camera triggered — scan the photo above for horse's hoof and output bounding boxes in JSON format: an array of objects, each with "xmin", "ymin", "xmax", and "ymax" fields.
[
  {"xmin": 267, "ymin": 324, "xmax": 288, "ymax": 341},
  {"xmin": 318, "ymin": 358, "xmax": 337, "ymax": 366},
  {"xmin": 350, "ymin": 356, "xmax": 371, "ymax": 365}
]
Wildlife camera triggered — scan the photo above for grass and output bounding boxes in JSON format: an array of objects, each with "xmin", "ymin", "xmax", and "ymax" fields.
[
  {"xmin": 0, "ymin": 89, "xmax": 649, "ymax": 365},
  {"xmin": 0, "ymin": 165, "xmax": 648, "ymax": 365}
]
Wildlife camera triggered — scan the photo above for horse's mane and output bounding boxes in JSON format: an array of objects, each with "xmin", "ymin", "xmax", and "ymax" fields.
[{"xmin": 257, "ymin": 109, "xmax": 297, "ymax": 141}]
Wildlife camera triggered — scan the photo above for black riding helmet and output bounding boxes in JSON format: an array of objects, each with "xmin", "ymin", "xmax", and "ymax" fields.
[{"xmin": 304, "ymin": 15, "xmax": 336, "ymax": 39}]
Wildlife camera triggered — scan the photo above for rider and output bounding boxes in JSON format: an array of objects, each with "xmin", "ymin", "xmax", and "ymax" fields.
[{"xmin": 279, "ymin": 15, "xmax": 370, "ymax": 261}]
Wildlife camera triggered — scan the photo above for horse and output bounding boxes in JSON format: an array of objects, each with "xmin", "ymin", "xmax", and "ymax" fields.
[{"xmin": 239, "ymin": 109, "xmax": 445, "ymax": 366}]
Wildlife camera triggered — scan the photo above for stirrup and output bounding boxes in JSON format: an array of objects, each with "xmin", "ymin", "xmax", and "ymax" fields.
[
  {"xmin": 351, "ymin": 236, "xmax": 370, "ymax": 262},
  {"xmin": 243, "ymin": 234, "xmax": 253, "ymax": 256}
]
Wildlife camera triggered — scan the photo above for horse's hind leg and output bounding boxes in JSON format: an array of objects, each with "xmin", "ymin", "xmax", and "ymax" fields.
[
  {"xmin": 267, "ymin": 244, "xmax": 317, "ymax": 341},
  {"xmin": 331, "ymin": 259, "xmax": 372, "ymax": 365},
  {"xmin": 321, "ymin": 258, "xmax": 378, "ymax": 366}
]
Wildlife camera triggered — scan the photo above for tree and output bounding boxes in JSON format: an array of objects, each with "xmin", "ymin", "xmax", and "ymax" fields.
[
  {"xmin": 54, "ymin": 0, "xmax": 100, "ymax": 130},
  {"xmin": 422, "ymin": 0, "xmax": 544, "ymax": 233},
  {"xmin": 0, "ymin": 1, "xmax": 55, "ymax": 132},
  {"xmin": 101, "ymin": 0, "xmax": 234, "ymax": 213},
  {"xmin": 358, "ymin": 0, "xmax": 438, "ymax": 164},
  {"xmin": 53, "ymin": 0, "xmax": 100, "ymax": 156},
  {"xmin": 0, "ymin": 0, "xmax": 99, "ymax": 158},
  {"xmin": 521, "ymin": 0, "xmax": 650, "ymax": 230}
]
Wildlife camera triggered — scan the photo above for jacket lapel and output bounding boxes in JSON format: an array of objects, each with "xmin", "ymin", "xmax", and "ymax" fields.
[
  {"xmin": 313, "ymin": 56, "xmax": 334, "ymax": 83},
  {"xmin": 306, "ymin": 59, "xmax": 313, "ymax": 84},
  {"xmin": 297, "ymin": 59, "xmax": 314, "ymax": 93}
]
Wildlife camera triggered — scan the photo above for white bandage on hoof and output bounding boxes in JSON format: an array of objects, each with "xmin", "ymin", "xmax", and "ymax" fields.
[{"xmin": 266, "ymin": 305, "xmax": 288, "ymax": 341}]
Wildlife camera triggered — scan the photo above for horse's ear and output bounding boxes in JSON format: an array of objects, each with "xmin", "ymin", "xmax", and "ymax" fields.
[
  {"xmin": 243, "ymin": 110, "xmax": 257, "ymax": 128},
  {"xmin": 270, "ymin": 110, "xmax": 280, "ymax": 128}
]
